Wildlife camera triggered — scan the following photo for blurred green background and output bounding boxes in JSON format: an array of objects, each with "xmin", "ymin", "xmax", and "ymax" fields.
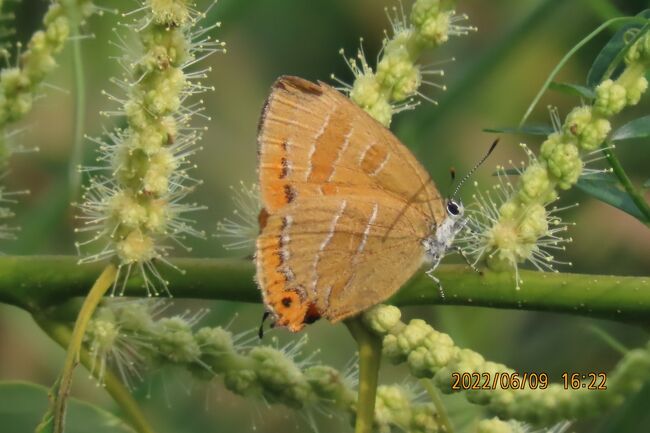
[{"xmin": 0, "ymin": 0, "xmax": 649, "ymax": 432}]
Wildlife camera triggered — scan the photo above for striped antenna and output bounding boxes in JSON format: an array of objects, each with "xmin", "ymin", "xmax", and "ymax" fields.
[{"xmin": 451, "ymin": 138, "xmax": 499, "ymax": 199}]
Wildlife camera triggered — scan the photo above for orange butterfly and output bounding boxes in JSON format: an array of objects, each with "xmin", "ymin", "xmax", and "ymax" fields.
[{"xmin": 256, "ymin": 76, "xmax": 471, "ymax": 332}]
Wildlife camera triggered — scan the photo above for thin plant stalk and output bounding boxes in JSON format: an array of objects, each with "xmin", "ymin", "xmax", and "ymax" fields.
[
  {"xmin": 345, "ymin": 317, "xmax": 382, "ymax": 433},
  {"xmin": 50, "ymin": 263, "xmax": 117, "ymax": 433},
  {"xmin": 420, "ymin": 379, "xmax": 454, "ymax": 433},
  {"xmin": 603, "ymin": 144, "xmax": 650, "ymax": 226},
  {"xmin": 520, "ymin": 16, "xmax": 648, "ymax": 126},
  {"xmin": 36, "ymin": 317, "xmax": 155, "ymax": 433},
  {"xmin": 66, "ymin": 0, "xmax": 86, "ymax": 199}
]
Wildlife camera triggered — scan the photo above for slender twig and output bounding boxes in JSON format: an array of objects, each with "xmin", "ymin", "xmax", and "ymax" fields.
[
  {"xmin": 49, "ymin": 264, "xmax": 117, "ymax": 433},
  {"xmin": 35, "ymin": 317, "xmax": 156, "ymax": 433},
  {"xmin": 420, "ymin": 379, "xmax": 454, "ymax": 433},
  {"xmin": 603, "ymin": 145, "xmax": 650, "ymax": 226},
  {"xmin": 65, "ymin": 0, "xmax": 86, "ymax": 199},
  {"xmin": 345, "ymin": 317, "xmax": 382, "ymax": 433},
  {"xmin": 0, "ymin": 257, "xmax": 648, "ymax": 323}
]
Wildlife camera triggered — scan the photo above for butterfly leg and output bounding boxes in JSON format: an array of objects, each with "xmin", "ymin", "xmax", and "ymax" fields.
[
  {"xmin": 425, "ymin": 257, "xmax": 446, "ymax": 300},
  {"xmin": 453, "ymin": 246, "xmax": 483, "ymax": 276}
]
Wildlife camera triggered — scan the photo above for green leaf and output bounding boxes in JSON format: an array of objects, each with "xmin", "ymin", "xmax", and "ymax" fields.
[
  {"xmin": 0, "ymin": 381, "xmax": 135, "ymax": 433},
  {"xmin": 483, "ymin": 124, "xmax": 553, "ymax": 136},
  {"xmin": 587, "ymin": 10, "xmax": 650, "ymax": 87},
  {"xmin": 611, "ymin": 115, "xmax": 650, "ymax": 141},
  {"xmin": 549, "ymin": 81, "xmax": 595, "ymax": 99},
  {"xmin": 596, "ymin": 382, "xmax": 650, "ymax": 433},
  {"xmin": 575, "ymin": 174, "xmax": 646, "ymax": 221},
  {"xmin": 644, "ymin": 179, "xmax": 650, "ymax": 188}
]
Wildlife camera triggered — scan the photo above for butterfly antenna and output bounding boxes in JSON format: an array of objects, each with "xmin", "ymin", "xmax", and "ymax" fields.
[{"xmin": 451, "ymin": 138, "xmax": 499, "ymax": 199}]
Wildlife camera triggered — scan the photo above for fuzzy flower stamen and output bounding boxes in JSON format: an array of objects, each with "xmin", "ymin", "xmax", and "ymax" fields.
[{"xmin": 76, "ymin": 0, "xmax": 224, "ymax": 295}]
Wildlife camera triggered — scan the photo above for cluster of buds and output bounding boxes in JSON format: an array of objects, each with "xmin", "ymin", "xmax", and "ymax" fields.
[
  {"xmin": 76, "ymin": 0, "xmax": 224, "ymax": 294},
  {"xmin": 364, "ymin": 305, "xmax": 650, "ymax": 426},
  {"xmin": 374, "ymin": 384, "xmax": 441, "ymax": 433},
  {"xmin": 85, "ymin": 299, "xmax": 436, "ymax": 431},
  {"xmin": 0, "ymin": 0, "xmax": 95, "ymax": 240},
  {"xmin": 337, "ymin": 0, "xmax": 475, "ymax": 126},
  {"xmin": 459, "ymin": 30, "xmax": 650, "ymax": 287}
]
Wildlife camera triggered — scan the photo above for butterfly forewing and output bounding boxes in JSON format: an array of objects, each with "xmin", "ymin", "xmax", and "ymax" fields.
[
  {"xmin": 258, "ymin": 76, "xmax": 442, "ymax": 212},
  {"xmin": 256, "ymin": 76, "xmax": 445, "ymax": 331}
]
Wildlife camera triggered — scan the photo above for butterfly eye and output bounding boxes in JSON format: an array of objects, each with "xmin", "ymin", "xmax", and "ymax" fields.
[{"xmin": 447, "ymin": 200, "xmax": 461, "ymax": 216}]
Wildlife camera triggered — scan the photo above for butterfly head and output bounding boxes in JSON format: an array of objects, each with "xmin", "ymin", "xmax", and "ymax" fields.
[{"xmin": 445, "ymin": 198, "xmax": 464, "ymax": 220}]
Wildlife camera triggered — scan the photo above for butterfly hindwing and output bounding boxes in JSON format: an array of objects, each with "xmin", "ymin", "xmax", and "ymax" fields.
[{"xmin": 256, "ymin": 192, "xmax": 428, "ymax": 329}]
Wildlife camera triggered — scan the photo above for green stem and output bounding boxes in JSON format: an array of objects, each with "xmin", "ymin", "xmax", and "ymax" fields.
[
  {"xmin": 35, "ymin": 317, "xmax": 155, "ymax": 433},
  {"xmin": 0, "ymin": 257, "xmax": 648, "ymax": 323},
  {"xmin": 604, "ymin": 145, "xmax": 650, "ymax": 226},
  {"xmin": 65, "ymin": 0, "xmax": 86, "ymax": 199},
  {"xmin": 420, "ymin": 379, "xmax": 454, "ymax": 433},
  {"xmin": 50, "ymin": 264, "xmax": 117, "ymax": 433},
  {"xmin": 345, "ymin": 317, "xmax": 382, "ymax": 433}
]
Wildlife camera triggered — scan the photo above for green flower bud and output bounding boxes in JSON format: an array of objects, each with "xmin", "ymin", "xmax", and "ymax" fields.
[
  {"xmin": 1, "ymin": 68, "xmax": 30, "ymax": 96},
  {"xmin": 44, "ymin": 16, "xmax": 70, "ymax": 50},
  {"xmin": 249, "ymin": 346, "xmax": 311, "ymax": 408},
  {"xmin": 155, "ymin": 317, "xmax": 202, "ymax": 363},
  {"xmin": 140, "ymin": 67, "xmax": 186, "ymax": 116},
  {"xmin": 374, "ymin": 385, "xmax": 412, "ymax": 432},
  {"xmin": 350, "ymin": 73, "xmax": 389, "ymax": 123},
  {"xmin": 116, "ymin": 230, "xmax": 157, "ymax": 263},
  {"xmin": 140, "ymin": 26, "xmax": 190, "ymax": 71},
  {"xmin": 194, "ymin": 327, "xmax": 236, "ymax": 373},
  {"xmin": 517, "ymin": 163, "xmax": 555, "ymax": 204},
  {"xmin": 125, "ymin": 101, "xmax": 151, "ymax": 131},
  {"xmin": 366, "ymin": 99, "xmax": 393, "ymax": 127},
  {"xmin": 407, "ymin": 346, "xmax": 436, "ymax": 377},
  {"xmin": 109, "ymin": 191, "xmax": 149, "ymax": 229},
  {"xmin": 517, "ymin": 203, "xmax": 548, "ymax": 243},
  {"xmin": 149, "ymin": 0, "xmax": 190, "ymax": 25},
  {"xmin": 145, "ymin": 199, "xmax": 169, "ymax": 233},
  {"xmin": 86, "ymin": 319, "xmax": 119, "ymax": 353},
  {"xmin": 223, "ymin": 369, "xmax": 259, "ymax": 395},
  {"xmin": 304, "ymin": 365, "xmax": 355, "ymax": 407},
  {"xmin": 594, "ymin": 79, "xmax": 627, "ymax": 116},
  {"xmin": 624, "ymin": 31, "xmax": 650, "ymax": 66},
  {"xmin": 114, "ymin": 302, "xmax": 156, "ymax": 334},
  {"xmin": 476, "ymin": 417, "xmax": 513, "ymax": 433},
  {"xmin": 411, "ymin": 0, "xmax": 451, "ymax": 46},
  {"xmin": 625, "ymin": 76, "xmax": 648, "ymax": 106},
  {"xmin": 129, "ymin": 123, "xmax": 168, "ymax": 155},
  {"xmin": 363, "ymin": 304, "xmax": 402, "ymax": 334},
  {"xmin": 540, "ymin": 137, "xmax": 582, "ymax": 190},
  {"xmin": 382, "ymin": 334, "xmax": 406, "ymax": 362},
  {"xmin": 563, "ymin": 106, "xmax": 611, "ymax": 151},
  {"xmin": 143, "ymin": 148, "xmax": 178, "ymax": 194},
  {"xmin": 409, "ymin": 404, "xmax": 440, "ymax": 433},
  {"xmin": 376, "ymin": 33, "xmax": 421, "ymax": 101}
]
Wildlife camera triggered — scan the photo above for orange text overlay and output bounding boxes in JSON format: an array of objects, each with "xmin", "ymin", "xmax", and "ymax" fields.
[{"xmin": 451, "ymin": 372, "xmax": 608, "ymax": 391}]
